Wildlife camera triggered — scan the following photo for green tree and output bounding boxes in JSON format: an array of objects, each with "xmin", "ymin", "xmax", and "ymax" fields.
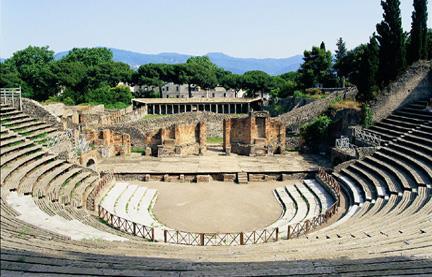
[
  {"xmin": 62, "ymin": 47, "xmax": 113, "ymax": 66},
  {"xmin": 334, "ymin": 37, "xmax": 348, "ymax": 81},
  {"xmin": 357, "ymin": 35, "xmax": 380, "ymax": 102},
  {"xmin": 5, "ymin": 46, "xmax": 57, "ymax": 100},
  {"xmin": 220, "ymin": 73, "xmax": 244, "ymax": 97},
  {"xmin": 176, "ymin": 56, "xmax": 219, "ymax": 97},
  {"xmin": 0, "ymin": 62, "xmax": 24, "ymax": 89},
  {"xmin": 408, "ymin": 0, "xmax": 429, "ymax": 63},
  {"xmin": 242, "ymin": 70, "xmax": 273, "ymax": 98},
  {"xmin": 84, "ymin": 84, "xmax": 132, "ymax": 108},
  {"xmin": 376, "ymin": 0, "xmax": 406, "ymax": 86},
  {"xmin": 87, "ymin": 61, "xmax": 132, "ymax": 89},
  {"xmin": 428, "ymin": 29, "xmax": 432, "ymax": 59},
  {"xmin": 335, "ymin": 44, "xmax": 368, "ymax": 87},
  {"xmin": 298, "ymin": 45, "xmax": 336, "ymax": 89}
]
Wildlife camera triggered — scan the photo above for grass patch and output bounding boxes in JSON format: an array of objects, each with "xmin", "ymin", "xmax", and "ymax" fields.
[
  {"xmin": 131, "ymin": 146, "xmax": 146, "ymax": 154},
  {"xmin": 6, "ymin": 141, "xmax": 23, "ymax": 147},
  {"xmin": 293, "ymin": 90, "xmax": 326, "ymax": 101},
  {"xmin": 141, "ymin": 114, "xmax": 170, "ymax": 120},
  {"xmin": 330, "ymin": 100, "xmax": 362, "ymax": 111},
  {"xmin": 207, "ymin": 136, "xmax": 223, "ymax": 144},
  {"xmin": 32, "ymin": 132, "xmax": 48, "ymax": 140}
]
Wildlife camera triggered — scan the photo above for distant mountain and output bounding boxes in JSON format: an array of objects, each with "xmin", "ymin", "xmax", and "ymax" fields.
[{"xmin": 55, "ymin": 48, "xmax": 302, "ymax": 75}]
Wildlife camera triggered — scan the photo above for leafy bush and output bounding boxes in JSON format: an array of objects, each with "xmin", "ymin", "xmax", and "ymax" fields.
[
  {"xmin": 305, "ymin": 88, "xmax": 322, "ymax": 95},
  {"xmin": 63, "ymin": 96, "xmax": 75, "ymax": 106},
  {"xmin": 293, "ymin": 90, "xmax": 326, "ymax": 100},
  {"xmin": 300, "ymin": 115, "xmax": 332, "ymax": 151},
  {"xmin": 361, "ymin": 104, "xmax": 374, "ymax": 128},
  {"xmin": 84, "ymin": 84, "xmax": 132, "ymax": 107}
]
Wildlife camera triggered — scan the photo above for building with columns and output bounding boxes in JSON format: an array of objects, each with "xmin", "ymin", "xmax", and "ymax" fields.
[{"xmin": 132, "ymin": 98, "xmax": 263, "ymax": 115}]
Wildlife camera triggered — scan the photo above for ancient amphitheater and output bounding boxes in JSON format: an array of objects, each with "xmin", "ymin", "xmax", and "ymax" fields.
[{"xmin": 1, "ymin": 63, "xmax": 431, "ymax": 275}]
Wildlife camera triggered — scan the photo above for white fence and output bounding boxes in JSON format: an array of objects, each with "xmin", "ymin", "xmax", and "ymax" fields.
[{"xmin": 1, "ymin": 87, "xmax": 22, "ymax": 110}]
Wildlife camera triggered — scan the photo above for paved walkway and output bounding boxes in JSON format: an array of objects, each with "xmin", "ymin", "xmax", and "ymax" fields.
[{"xmin": 99, "ymin": 151, "xmax": 328, "ymax": 174}]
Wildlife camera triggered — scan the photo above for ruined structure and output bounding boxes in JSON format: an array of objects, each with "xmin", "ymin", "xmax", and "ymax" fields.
[
  {"xmin": 80, "ymin": 129, "xmax": 131, "ymax": 169},
  {"xmin": 223, "ymin": 111, "xmax": 286, "ymax": 156},
  {"xmin": 143, "ymin": 121, "xmax": 207, "ymax": 157}
]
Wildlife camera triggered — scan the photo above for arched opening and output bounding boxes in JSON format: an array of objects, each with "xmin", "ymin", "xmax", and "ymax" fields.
[{"xmin": 86, "ymin": 158, "xmax": 96, "ymax": 170}]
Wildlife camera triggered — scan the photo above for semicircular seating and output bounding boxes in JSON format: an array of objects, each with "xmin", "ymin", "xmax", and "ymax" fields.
[{"xmin": 1, "ymin": 100, "xmax": 432, "ymax": 275}]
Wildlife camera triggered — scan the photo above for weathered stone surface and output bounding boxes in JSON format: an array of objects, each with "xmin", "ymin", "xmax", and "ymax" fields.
[
  {"xmin": 196, "ymin": 175, "xmax": 211, "ymax": 183},
  {"xmin": 370, "ymin": 60, "xmax": 432, "ymax": 122},
  {"xmin": 224, "ymin": 111, "xmax": 286, "ymax": 156}
]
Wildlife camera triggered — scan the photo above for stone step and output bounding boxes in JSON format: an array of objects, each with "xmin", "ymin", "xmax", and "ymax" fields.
[{"xmin": 237, "ymin": 172, "xmax": 248, "ymax": 184}]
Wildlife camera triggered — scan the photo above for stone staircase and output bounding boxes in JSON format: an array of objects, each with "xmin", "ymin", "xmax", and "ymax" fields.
[
  {"xmin": 237, "ymin": 172, "xmax": 248, "ymax": 184},
  {"xmin": 0, "ymin": 104, "xmax": 59, "ymax": 146}
]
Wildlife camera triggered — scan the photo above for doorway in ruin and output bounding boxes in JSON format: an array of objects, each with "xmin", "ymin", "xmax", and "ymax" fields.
[
  {"xmin": 86, "ymin": 158, "xmax": 96, "ymax": 170},
  {"xmin": 256, "ymin": 117, "xmax": 266, "ymax": 138}
]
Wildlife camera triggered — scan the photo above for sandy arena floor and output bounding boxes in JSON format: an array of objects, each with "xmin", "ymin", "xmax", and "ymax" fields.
[{"xmin": 129, "ymin": 180, "xmax": 299, "ymax": 233}]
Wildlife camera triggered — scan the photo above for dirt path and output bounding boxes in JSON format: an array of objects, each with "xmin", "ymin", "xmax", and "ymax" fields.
[{"xmin": 130, "ymin": 180, "xmax": 299, "ymax": 233}]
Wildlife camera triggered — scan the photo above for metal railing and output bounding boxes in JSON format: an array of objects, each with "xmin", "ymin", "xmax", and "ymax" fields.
[
  {"xmin": 0, "ymin": 87, "xmax": 22, "ymax": 110},
  {"xmin": 163, "ymin": 227, "xmax": 279, "ymax": 246},
  {"xmin": 98, "ymin": 205, "xmax": 154, "ymax": 241},
  {"xmin": 353, "ymin": 127, "xmax": 382, "ymax": 146}
]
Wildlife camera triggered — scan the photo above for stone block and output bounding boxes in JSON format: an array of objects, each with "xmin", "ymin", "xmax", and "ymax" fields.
[
  {"xmin": 196, "ymin": 175, "xmax": 211, "ymax": 183},
  {"xmin": 223, "ymin": 174, "xmax": 236, "ymax": 182}
]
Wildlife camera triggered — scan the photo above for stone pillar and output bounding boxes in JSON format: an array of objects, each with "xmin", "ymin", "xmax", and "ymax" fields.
[
  {"xmin": 228, "ymin": 104, "xmax": 231, "ymax": 114},
  {"xmin": 247, "ymin": 103, "xmax": 251, "ymax": 113},
  {"xmin": 158, "ymin": 104, "xmax": 161, "ymax": 115},
  {"xmin": 216, "ymin": 104, "xmax": 219, "ymax": 113},
  {"xmin": 223, "ymin": 119, "xmax": 231, "ymax": 154},
  {"xmin": 222, "ymin": 104, "xmax": 225, "ymax": 114},
  {"xmin": 102, "ymin": 129, "xmax": 112, "ymax": 146},
  {"xmin": 199, "ymin": 122, "xmax": 207, "ymax": 155},
  {"xmin": 234, "ymin": 104, "xmax": 237, "ymax": 114}
]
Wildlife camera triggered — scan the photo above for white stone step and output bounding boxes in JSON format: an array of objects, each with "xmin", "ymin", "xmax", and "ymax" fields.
[
  {"xmin": 127, "ymin": 186, "xmax": 147, "ymax": 220},
  {"xmin": 304, "ymin": 179, "xmax": 335, "ymax": 210},
  {"xmin": 296, "ymin": 183, "xmax": 320, "ymax": 219},
  {"xmin": 285, "ymin": 185, "xmax": 308, "ymax": 224},
  {"xmin": 6, "ymin": 192, "xmax": 126, "ymax": 241},
  {"xmin": 339, "ymin": 175, "xmax": 365, "ymax": 204},
  {"xmin": 114, "ymin": 185, "xmax": 137, "ymax": 220},
  {"xmin": 100, "ymin": 182, "xmax": 128, "ymax": 214}
]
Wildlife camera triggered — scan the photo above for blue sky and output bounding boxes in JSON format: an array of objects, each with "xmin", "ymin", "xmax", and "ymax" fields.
[{"xmin": 1, "ymin": 0, "xmax": 431, "ymax": 58}]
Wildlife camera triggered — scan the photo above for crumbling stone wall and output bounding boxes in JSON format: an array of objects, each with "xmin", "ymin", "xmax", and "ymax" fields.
[
  {"xmin": 104, "ymin": 112, "xmax": 244, "ymax": 147},
  {"xmin": 224, "ymin": 111, "xmax": 285, "ymax": 156},
  {"xmin": 370, "ymin": 60, "xmax": 432, "ymax": 122},
  {"xmin": 80, "ymin": 129, "xmax": 131, "ymax": 167},
  {"xmin": 22, "ymin": 98, "xmax": 63, "ymax": 129},
  {"xmin": 156, "ymin": 122, "xmax": 206, "ymax": 157},
  {"xmin": 277, "ymin": 88, "xmax": 358, "ymax": 131}
]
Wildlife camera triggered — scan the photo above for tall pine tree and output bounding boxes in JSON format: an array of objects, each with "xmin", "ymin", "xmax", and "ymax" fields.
[
  {"xmin": 357, "ymin": 35, "xmax": 380, "ymax": 102},
  {"xmin": 376, "ymin": 0, "xmax": 406, "ymax": 86},
  {"xmin": 408, "ymin": 0, "xmax": 429, "ymax": 63},
  {"xmin": 334, "ymin": 37, "xmax": 348, "ymax": 80}
]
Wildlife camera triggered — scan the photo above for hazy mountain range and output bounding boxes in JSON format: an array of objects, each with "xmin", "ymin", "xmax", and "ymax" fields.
[{"xmin": 55, "ymin": 48, "xmax": 303, "ymax": 75}]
